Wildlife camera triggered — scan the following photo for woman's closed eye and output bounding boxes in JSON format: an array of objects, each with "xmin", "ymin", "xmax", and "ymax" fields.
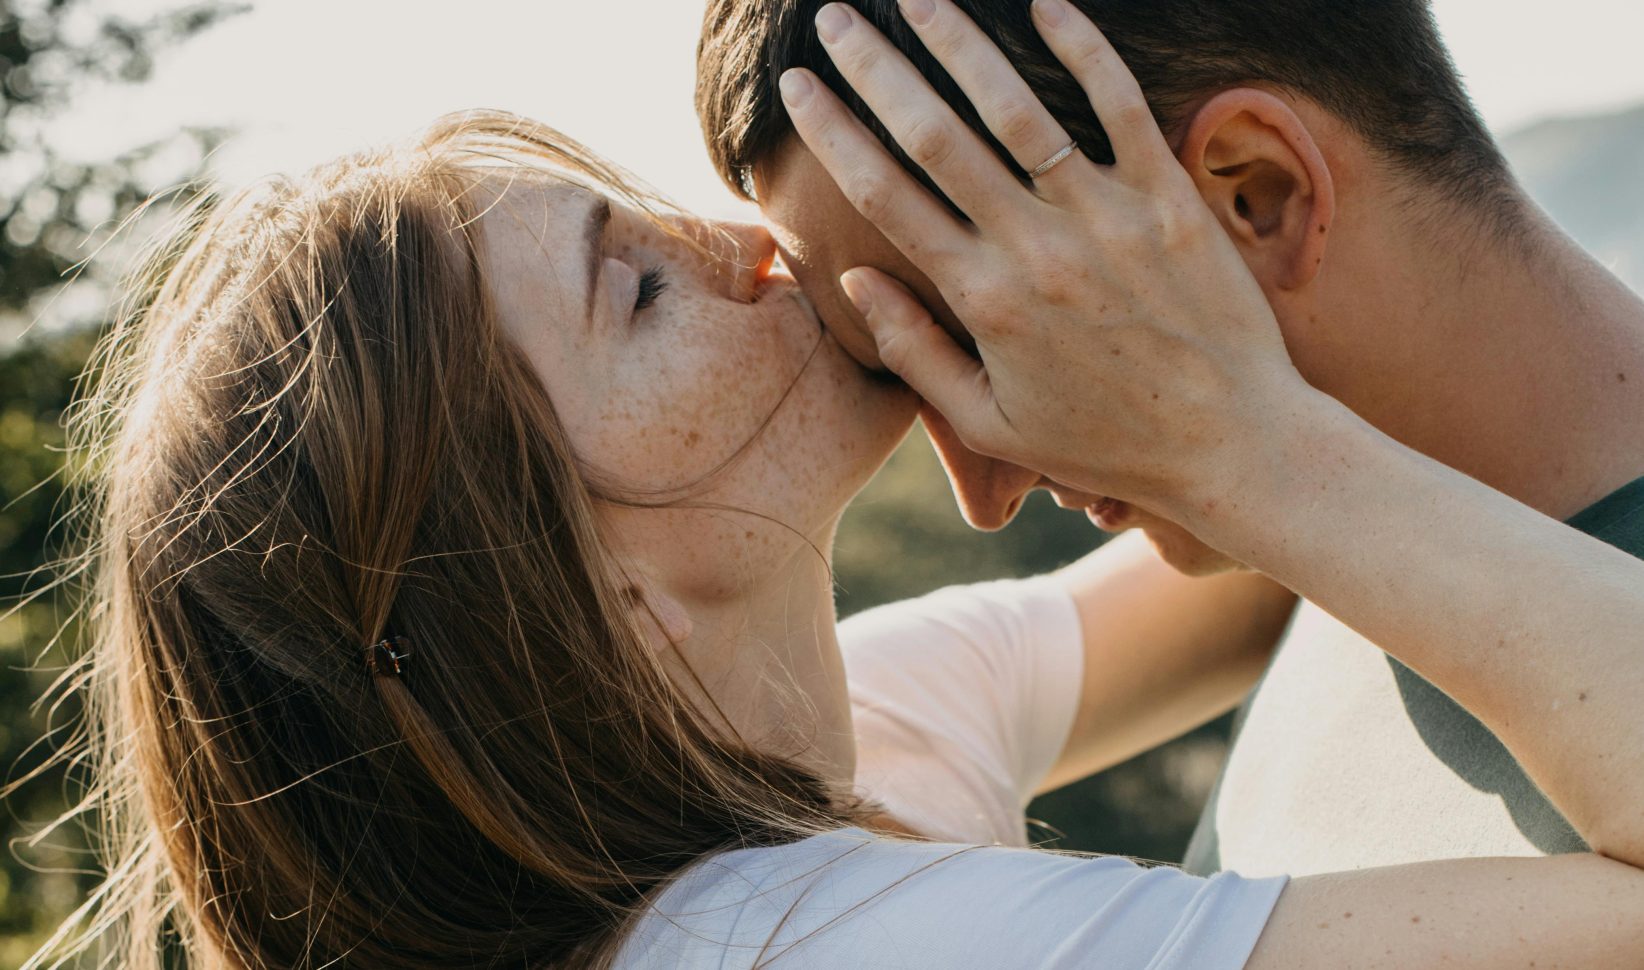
[{"xmin": 634, "ymin": 267, "xmax": 669, "ymax": 313}]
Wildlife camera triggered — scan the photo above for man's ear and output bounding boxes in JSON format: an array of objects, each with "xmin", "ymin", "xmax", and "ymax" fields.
[
  {"xmin": 627, "ymin": 573, "xmax": 694, "ymax": 651},
  {"xmin": 1176, "ymin": 88, "xmax": 1335, "ymax": 291},
  {"xmin": 920, "ymin": 404, "xmax": 1043, "ymax": 532}
]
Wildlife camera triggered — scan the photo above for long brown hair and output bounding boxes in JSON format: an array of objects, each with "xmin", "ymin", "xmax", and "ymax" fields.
[{"xmin": 36, "ymin": 111, "xmax": 859, "ymax": 969}]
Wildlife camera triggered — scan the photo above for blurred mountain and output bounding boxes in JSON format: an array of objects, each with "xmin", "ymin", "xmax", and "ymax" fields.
[{"xmin": 1504, "ymin": 103, "xmax": 1644, "ymax": 291}]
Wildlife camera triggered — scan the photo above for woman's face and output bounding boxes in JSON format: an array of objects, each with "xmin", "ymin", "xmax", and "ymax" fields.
[{"xmin": 478, "ymin": 176, "xmax": 917, "ymax": 603}]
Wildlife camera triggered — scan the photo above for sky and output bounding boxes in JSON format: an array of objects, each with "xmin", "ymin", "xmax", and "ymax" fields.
[{"xmin": 47, "ymin": 0, "xmax": 1644, "ymax": 223}]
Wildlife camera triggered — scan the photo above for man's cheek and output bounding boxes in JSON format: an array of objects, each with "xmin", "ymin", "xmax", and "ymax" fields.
[{"xmin": 787, "ymin": 261, "xmax": 883, "ymax": 370}]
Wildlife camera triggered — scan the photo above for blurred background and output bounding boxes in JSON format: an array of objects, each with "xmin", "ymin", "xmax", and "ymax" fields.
[{"xmin": 2, "ymin": 0, "xmax": 1642, "ymax": 960}]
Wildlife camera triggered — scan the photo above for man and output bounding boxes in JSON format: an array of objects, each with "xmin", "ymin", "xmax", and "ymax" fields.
[{"xmin": 694, "ymin": 0, "xmax": 1644, "ymax": 876}]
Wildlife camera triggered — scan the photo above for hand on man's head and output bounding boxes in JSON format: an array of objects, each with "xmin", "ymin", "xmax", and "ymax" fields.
[
  {"xmin": 780, "ymin": 0, "xmax": 1317, "ymax": 522},
  {"xmin": 754, "ymin": 136, "xmax": 974, "ymax": 374}
]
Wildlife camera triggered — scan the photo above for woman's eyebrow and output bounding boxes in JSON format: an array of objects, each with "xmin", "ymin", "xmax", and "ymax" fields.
[{"xmin": 583, "ymin": 197, "xmax": 613, "ymax": 318}]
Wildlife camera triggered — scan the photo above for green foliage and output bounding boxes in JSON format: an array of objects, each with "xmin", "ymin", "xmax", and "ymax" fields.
[
  {"xmin": 0, "ymin": 329, "xmax": 101, "ymax": 966},
  {"xmin": 1, "ymin": 0, "xmax": 237, "ymax": 318},
  {"xmin": 0, "ymin": 0, "xmax": 234, "ymax": 960}
]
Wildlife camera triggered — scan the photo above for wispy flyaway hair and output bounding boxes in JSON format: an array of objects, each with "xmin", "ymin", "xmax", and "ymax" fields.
[{"xmin": 34, "ymin": 110, "xmax": 859, "ymax": 970}]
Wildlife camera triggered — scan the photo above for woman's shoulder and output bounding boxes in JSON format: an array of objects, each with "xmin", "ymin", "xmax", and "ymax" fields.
[{"xmin": 614, "ymin": 829, "xmax": 1286, "ymax": 970}]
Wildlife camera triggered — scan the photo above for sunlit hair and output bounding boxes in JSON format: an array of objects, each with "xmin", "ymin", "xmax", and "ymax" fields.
[{"xmin": 33, "ymin": 110, "xmax": 860, "ymax": 969}]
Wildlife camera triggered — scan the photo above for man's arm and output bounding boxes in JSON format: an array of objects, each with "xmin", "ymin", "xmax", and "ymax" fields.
[{"xmin": 1043, "ymin": 531, "xmax": 1293, "ymax": 792}]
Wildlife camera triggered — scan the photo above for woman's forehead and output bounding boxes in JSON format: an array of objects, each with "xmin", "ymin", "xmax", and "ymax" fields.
[
  {"xmin": 476, "ymin": 176, "xmax": 606, "ymax": 343},
  {"xmin": 474, "ymin": 171, "xmax": 599, "ymax": 225}
]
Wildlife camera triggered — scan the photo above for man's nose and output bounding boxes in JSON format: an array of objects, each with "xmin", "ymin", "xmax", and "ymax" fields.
[{"xmin": 921, "ymin": 405, "xmax": 1045, "ymax": 532}]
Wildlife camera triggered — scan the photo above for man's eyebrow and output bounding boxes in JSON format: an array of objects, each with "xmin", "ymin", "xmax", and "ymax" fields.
[{"xmin": 583, "ymin": 197, "xmax": 612, "ymax": 319}]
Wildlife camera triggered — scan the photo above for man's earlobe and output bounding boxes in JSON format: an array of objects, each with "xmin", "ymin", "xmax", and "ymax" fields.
[
  {"xmin": 1176, "ymin": 88, "xmax": 1335, "ymax": 291},
  {"xmin": 920, "ymin": 404, "xmax": 1042, "ymax": 532}
]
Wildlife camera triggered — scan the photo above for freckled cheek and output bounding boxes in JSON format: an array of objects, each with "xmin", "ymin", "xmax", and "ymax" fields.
[{"xmin": 572, "ymin": 343, "xmax": 806, "ymax": 492}]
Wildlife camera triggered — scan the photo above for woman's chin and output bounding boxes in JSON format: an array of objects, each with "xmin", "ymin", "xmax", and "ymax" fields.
[{"xmin": 796, "ymin": 365, "xmax": 918, "ymax": 543}]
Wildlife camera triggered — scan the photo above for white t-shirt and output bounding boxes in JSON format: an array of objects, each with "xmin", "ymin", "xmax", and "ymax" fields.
[
  {"xmin": 844, "ymin": 576, "xmax": 1086, "ymax": 846},
  {"xmin": 615, "ymin": 578, "xmax": 1287, "ymax": 969}
]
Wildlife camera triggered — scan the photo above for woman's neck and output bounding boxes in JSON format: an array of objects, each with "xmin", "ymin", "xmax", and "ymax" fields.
[{"xmin": 670, "ymin": 546, "xmax": 856, "ymax": 789}]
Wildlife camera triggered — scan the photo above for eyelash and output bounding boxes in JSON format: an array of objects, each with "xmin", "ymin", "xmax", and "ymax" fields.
[{"xmin": 634, "ymin": 267, "xmax": 669, "ymax": 312}]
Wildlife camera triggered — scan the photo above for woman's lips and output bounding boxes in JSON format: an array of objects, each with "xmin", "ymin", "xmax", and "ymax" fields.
[{"xmin": 1086, "ymin": 497, "xmax": 1135, "ymax": 531}]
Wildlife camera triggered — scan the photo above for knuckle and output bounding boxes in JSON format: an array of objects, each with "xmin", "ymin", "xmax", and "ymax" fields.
[
  {"xmin": 1156, "ymin": 200, "xmax": 1209, "ymax": 250},
  {"xmin": 874, "ymin": 322, "xmax": 921, "ymax": 373},
  {"xmin": 925, "ymin": 22, "xmax": 965, "ymax": 61},
  {"xmin": 992, "ymin": 98, "xmax": 1042, "ymax": 146},
  {"xmin": 1069, "ymin": 37, "xmax": 1113, "ymax": 77},
  {"xmin": 1115, "ymin": 99, "xmax": 1157, "ymax": 133},
  {"xmin": 846, "ymin": 171, "xmax": 896, "ymax": 222},
  {"xmin": 903, "ymin": 117, "xmax": 957, "ymax": 170},
  {"xmin": 835, "ymin": 40, "xmax": 882, "ymax": 79}
]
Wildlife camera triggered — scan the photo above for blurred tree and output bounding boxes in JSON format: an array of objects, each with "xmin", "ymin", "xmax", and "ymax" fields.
[
  {"xmin": 0, "ymin": 0, "xmax": 233, "ymax": 961},
  {"xmin": 0, "ymin": 329, "xmax": 99, "ymax": 962}
]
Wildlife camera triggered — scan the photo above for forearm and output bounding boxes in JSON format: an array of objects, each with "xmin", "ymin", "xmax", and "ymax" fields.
[
  {"xmin": 1251, "ymin": 853, "xmax": 1644, "ymax": 970},
  {"xmin": 1044, "ymin": 533, "xmax": 1292, "ymax": 790},
  {"xmin": 1186, "ymin": 398, "xmax": 1644, "ymax": 867}
]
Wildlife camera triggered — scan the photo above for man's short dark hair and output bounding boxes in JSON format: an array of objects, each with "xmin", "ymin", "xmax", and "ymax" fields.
[{"xmin": 696, "ymin": 0, "xmax": 1512, "ymax": 213}]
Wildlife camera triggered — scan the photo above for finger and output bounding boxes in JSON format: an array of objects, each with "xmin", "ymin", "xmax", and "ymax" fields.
[
  {"xmin": 781, "ymin": 68, "xmax": 969, "ymax": 264},
  {"xmin": 839, "ymin": 267, "xmax": 1005, "ymax": 449},
  {"xmin": 1031, "ymin": 0, "xmax": 1174, "ymax": 170},
  {"xmin": 814, "ymin": 3, "xmax": 1021, "ymax": 222},
  {"xmin": 899, "ymin": 0, "xmax": 1087, "ymax": 190}
]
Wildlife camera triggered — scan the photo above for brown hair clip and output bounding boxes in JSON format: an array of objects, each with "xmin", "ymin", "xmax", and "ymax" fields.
[{"xmin": 365, "ymin": 635, "xmax": 412, "ymax": 678}]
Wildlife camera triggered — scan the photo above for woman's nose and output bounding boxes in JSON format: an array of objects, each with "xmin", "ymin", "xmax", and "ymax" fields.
[
  {"xmin": 676, "ymin": 217, "xmax": 778, "ymax": 303},
  {"xmin": 714, "ymin": 222, "xmax": 780, "ymax": 302}
]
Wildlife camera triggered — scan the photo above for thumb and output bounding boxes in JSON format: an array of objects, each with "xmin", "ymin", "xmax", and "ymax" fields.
[{"xmin": 839, "ymin": 267, "xmax": 1002, "ymax": 449}]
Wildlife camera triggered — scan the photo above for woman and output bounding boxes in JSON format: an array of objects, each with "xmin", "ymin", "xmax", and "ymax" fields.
[
  {"xmin": 34, "ymin": 109, "xmax": 1643, "ymax": 970},
  {"xmin": 46, "ymin": 113, "xmax": 1276, "ymax": 969}
]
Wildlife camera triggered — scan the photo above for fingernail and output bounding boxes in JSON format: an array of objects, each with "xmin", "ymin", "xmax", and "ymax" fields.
[
  {"xmin": 779, "ymin": 70, "xmax": 813, "ymax": 107},
  {"xmin": 899, "ymin": 0, "xmax": 935, "ymax": 27},
  {"xmin": 840, "ymin": 271, "xmax": 874, "ymax": 318},
  {"xmin": 1032, "ymin": 0, "xmax": 1068, "ymax": 27},
  {"xmin": 816, "ymin": 4, "xmax": 853, "ymax": 44}
]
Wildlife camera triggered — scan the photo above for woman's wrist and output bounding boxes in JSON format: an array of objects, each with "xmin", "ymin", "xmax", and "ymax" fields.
[{"xmin": 1164, "ymin": 388, "xmax": 1383, "ymax": 569}]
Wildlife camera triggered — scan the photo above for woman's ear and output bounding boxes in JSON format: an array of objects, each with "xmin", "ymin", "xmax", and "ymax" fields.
[
  {"xmin": 1176, "ymin": 88, "xmax": 1335, "ymax": 291},
  {"xmin": 628, "ymin": 574, "xmax": 694, "ymax": 651}
]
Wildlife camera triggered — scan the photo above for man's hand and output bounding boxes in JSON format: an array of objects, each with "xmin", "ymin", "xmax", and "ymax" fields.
[{"xmin": 780, "ymin": 0, "xmax": 1326, "ymax": 520}]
